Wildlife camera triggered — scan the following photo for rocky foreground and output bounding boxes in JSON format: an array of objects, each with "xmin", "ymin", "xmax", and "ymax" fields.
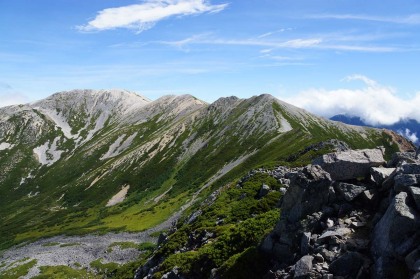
[
  {"xmin": 261, "ymin": 148, "xmax": 420, "ymax": 279},
  {"xmin": 137, "ymin": 147, "xmax": 420, "ymax": 279}
]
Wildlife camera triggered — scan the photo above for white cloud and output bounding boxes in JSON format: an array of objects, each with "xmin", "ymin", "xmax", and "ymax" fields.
[
  {"xmin": 284, "ymin": 75, "xmax": 420, "ymax": 126},
  {"xmin": 310, "ymin": 14, "xmax": 420, "ymax": 25},
  {"xmin": 257, "ymin": 28, "xmax": 293, "ymax": 39},
  {"xmin": 400, "ymin": 129, "xmax": 418, "ymax": 143},
  {"xmin": 160, "ymin": 33, "xmax": 397, "ymax": 53},
  {"xmin": 78, "ymin": 0, "xmax": 228, "ymax": 33}
]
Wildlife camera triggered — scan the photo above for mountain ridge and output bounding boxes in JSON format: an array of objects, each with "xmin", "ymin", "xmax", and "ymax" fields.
[{"xmin": 0, "ymin": 89, "xmax": 414, "ymax": 278}]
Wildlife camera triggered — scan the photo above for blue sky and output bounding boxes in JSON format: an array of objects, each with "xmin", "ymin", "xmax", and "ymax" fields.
[{"xmin": 1, "ymin": 0, "xmax": 420, "ymax": 124}]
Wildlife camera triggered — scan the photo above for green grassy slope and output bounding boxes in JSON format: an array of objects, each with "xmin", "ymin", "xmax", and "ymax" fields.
[{"xmin": 0, "ymin": 92, "xmax": 405, "ymax": 253}]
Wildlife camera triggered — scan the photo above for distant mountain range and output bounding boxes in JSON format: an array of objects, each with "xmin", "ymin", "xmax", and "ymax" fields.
[{"xmin": 330, "ymin": 114, "xmax": 420, "ymax": 145}]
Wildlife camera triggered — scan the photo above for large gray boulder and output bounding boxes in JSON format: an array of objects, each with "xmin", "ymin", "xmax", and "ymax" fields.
[
  {"xmin": 372, "ymin": 192, "xmax": 419, "ymax": 278},
  {"xmin": 329, "ymin": 252, "xmax": 364, "ymax": 277},
  {"xmin": 335, "ymin": 182, "xmax": 366, "ymax": 202},
  {"xmin": 408, "ymin": 186, "xmax": 420, "ymax": 211},
  {"xmin": 371, "ymin": 167, "xmax": 395, "ymax": 185},
  {"xmin": 258, "ymin": 184, "xmax": 270, "ymax": 198},
  {"xmin": 294, "ymin": 255, "xmax": 313, "ymax": 279},
  {"xmin": 391, "ymin": 164, "xmax": 420, "ymax": 192},
  {"xmin": 282, "ymin": 165, "xmax": 332, "ymax": 223},
  {"xmin": 313, "ymin": 148, "xmax": 385, "ymax": 181},
  {"xmin": 401, "ymin": 164, "xmax": 420, "ymax": 174},
  {"xmin": 388, "ymin": 152, "xmax": 420, "ymax": 167}
]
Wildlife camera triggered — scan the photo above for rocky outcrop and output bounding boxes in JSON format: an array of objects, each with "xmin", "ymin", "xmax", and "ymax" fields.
[
  {"xmin": 134, "ymin": 148, "xmax": 418, "ymax": 279},
  {"xmin": 388, "ymin": 152, "xmax": 420, "ymax": 167},
  {"xmin": 281, "ymin": 165, "xmax": 332, "ymax": 223},
  {"xmin": 371, "ymin": 167, "xmax": 395, "ymax": 185},
  {"xmin": 263, "ymin": 148, "xmax": 420, "ymax": 279},
  {"xmin": 313, "ymin": 148, "xmax": 386, "ymax": 180}
]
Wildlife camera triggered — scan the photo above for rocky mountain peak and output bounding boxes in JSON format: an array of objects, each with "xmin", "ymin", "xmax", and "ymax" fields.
[{"xmin": 208, "ymin": 96, "xmax": 241, "ymax": 111}]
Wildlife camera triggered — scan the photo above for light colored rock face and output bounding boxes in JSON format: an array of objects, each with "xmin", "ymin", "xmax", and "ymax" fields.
[
  {"xmin": 0, "ymin": 142, "xmax": 14, "ymax": 151},
  {"xmin": 100, "ymin": 132, "xmax": 137, "ymax": 160},
  {"xmin": 33, "ymin": 137, "xmax": 64, "ymax": 166},
  {"xmin": 106, "ymin": 185, "xmax": 130, "ymax": 207},
  {"xmin": 313, "ymin": 148, "xmax": 386, "ymax": 180}
]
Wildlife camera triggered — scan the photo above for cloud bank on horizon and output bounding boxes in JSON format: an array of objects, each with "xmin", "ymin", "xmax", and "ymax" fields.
[
  {"xmin": 284, "ymin": 75, "xmax": 420, "ymax": 126},
  {"xmin": 77, "ymin": 0, "xmax": 228, "ymax": 33}
]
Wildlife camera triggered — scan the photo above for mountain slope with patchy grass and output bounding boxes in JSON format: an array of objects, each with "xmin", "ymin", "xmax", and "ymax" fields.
[{"xmin": 0, "ymin": 90, "xmax": 412, "ymax": 278}]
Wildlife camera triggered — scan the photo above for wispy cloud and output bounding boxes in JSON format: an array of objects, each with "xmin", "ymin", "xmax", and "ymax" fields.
[
  {"xmin": 259, "ymin": 54, "xmax": 303, "ymax": 62},
  {"xmin": 284, "ymin": 75, "xmax": 420, "ymax": 126},
  {"xmin": 77, "ymin": 0, "xmax": 228, "ymax": 33},
  {"xmin": 159, "ymin": 33, "xmax": 397, "ymax": 53},
  {"xmin": 257, "ymin": 28, "xmax": 293, "ymax": 38},
  {"xmin": 162, "ymin": 35, "xmax": 323, "ymax": 49},
  {"xmin": 310, "ymin": 14, "xmax": 420, "ymax": 25}
]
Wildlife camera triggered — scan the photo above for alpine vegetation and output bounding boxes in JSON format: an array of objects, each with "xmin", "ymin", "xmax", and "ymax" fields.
[{"xmin": 0, "ymin": 90, "xmax": 414, "ymax": 278}]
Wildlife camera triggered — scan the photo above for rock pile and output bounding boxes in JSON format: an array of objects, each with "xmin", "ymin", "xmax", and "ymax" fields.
[{"xmin": 262, "ymin": 149, "xmax": 420, "ymax": 279}]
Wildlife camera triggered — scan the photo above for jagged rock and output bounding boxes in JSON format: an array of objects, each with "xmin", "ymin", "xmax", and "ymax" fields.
[
  {"xmin": 301, "ymin": 232, "xmax": 311, "ymax": 255},
  {"xmin": 406, "ymin": 248, "xmax": 420, "ymax": 272},
  {"xmin": 326, "ymin": 219, "xmax": 334, "ymax": 228},
  {"xmin": 319, "ymin": 248, "xmax": 336, "ymax": 262},
  {"xmin": 351, "ymin": 221, "xmax": 366, "ymax": 228},
  {"xmin": 314, "ymin": 253, "xmax": 324, "ymax": 263},
  {"xmin": 371, "ymin": 167, "xmax": 395, "ymax": 185},
  {"xmin": 388, "ymin": 152, "xmax": 420, "ymax": 167},
  {"xmin": 259, "ymin": 184, "xmax": 271, "ymax": 198},
  {"xmin": 360, "ymin": 189, "xmax": 379, "ymax": 208},
  {"xmin": 313, "ymin": 148, "xmax": 385, "ymax": 181},
  {"xmin": 394, "ymin": 174, "xmax": 420, "ymax": 190},
  {"xmin": 294, "ymin": 255, "xmax": 313, "ymax": 278},
  {"xmin": 318, "ymin": 228, "xmax": 352, "ymax": 240},
  {"xmin": 279, "ymin": 178, "xmax": 291, "ymax": 185},
  {"xmin": 335, "ymin": 182, "xmax": 366, "ymax": 202},
  {"xmin": 329, "ymin": 252, "xmax": 364, "ymax": 277},
  {"xmin": 408, "ymin": 186, "xmax": 420, "ymax": 211},
  {"xmin": 401, "ymin": 164, "xmax": 420, "ymax": 174},
  {"xmin": 322, "ymin": 274, "xmax": 333, "ymax": 279},
  {"xmin": 282, "ymin": 165, "xmax": 332, "ymax": 223},
  {"xmin": 372, "ymin": 192, "xmax": 419, "ymax": 278}
]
